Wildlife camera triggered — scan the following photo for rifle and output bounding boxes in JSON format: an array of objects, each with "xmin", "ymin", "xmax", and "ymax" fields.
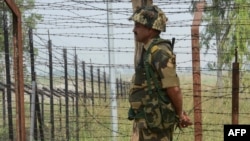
[{"xmin": 171, "ymin": 37, "xmax": 175, "ymax": 50}]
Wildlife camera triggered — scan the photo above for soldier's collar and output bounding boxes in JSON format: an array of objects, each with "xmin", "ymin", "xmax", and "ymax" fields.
[
  {"xmin": 144, "ymin": 39, "xmax": 154, "ymax": 51},
  {"xmin": 143, "ymin": 37, "xmax": 160, "ymax": 51}
]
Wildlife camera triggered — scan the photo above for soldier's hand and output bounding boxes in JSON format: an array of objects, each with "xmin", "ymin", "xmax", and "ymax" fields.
[{"xmin": 179, "ymin": 111, "xmax": 192, "ymax": 128}]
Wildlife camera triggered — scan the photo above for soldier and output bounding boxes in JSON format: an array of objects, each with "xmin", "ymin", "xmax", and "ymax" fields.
[{"xmin": 128, "ymin": 5, "xmax": 192, "ymax": 141}]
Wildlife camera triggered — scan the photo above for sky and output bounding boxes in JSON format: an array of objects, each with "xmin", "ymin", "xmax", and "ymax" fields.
[{"xmin": 30, "ymin": 0, "xmax": 216, "ymax": 76}]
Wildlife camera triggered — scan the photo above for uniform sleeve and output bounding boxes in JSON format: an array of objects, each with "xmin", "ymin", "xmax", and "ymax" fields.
[{"xmin": 152, "ymin": 44, "xmax": 180, "ymax": 88}]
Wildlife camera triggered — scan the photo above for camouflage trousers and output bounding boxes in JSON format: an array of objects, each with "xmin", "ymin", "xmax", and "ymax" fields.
[{"xmin": 130, "ymin": 118, "xmax": 175, "ymax": 141}]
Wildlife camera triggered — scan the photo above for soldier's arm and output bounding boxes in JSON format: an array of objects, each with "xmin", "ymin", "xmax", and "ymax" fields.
[
  {"xmin": 166, "ymin": 86, "xmax": 183, "ymax": 118},
  {"xmin": 166, "ymin": 87, "xmax": 192, "ymax": 128},
  {"xmin": 153, "ymin": 43, "xmax": 192, "ymax": 127}
]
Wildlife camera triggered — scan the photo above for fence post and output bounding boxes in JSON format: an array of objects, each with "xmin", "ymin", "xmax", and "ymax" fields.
[
  {"xmin": 116, "ymin": 78, "xmax": 119, "ymax": 99},
  {"xmin": 103, "ymin": 70, "xmax": 107, "ymax": 102},
  {"xmin": 119, "ymin": 76, "xmax": 123, "ymax": 98},
  {"xmin": 98, "ymin": 68, "xmax": 101, "ymax": 101},
  {"xmin": 191, "ymin": 1, "xmax": 205, "ymax": 141},
  {"xmin": 90, "ymin": 64, "xmax": 94, "ymax": 114},
  {"xmin": 29, "ymin": 81, "xmax": 36, "ymax": 141},
  {"xmin": 232, "ymin": 47, "xmax": 239, "ymax": 124},
  {"xmin": 48, "ymin": 31, "xmax": 55, "ymax": 140},
  {"xmin": 3, "ymin": 5, "xmax": 14, "ymax": 140},
  {"xmin": 82, "ymin": 61, "xmax": 88, "ymax": 128},
  {"xmin": 63, "ymin": 49, "xmax": 69, "ymax": 140},
  {"xmin": 74, "ymin": 52, "xmax": 79, "ymax": 141},
  {"xmin": 4, "ymin": 0, "xmax": 26, "ymax": 140}
]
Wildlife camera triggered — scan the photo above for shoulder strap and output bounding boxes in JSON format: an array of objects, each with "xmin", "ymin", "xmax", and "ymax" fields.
[
  {"xmin": 150, "ymin": 45, "xmax": 159, "ymax": 54},
  {"xmin": 144, "ymin": 46, "xmax": 161, "ymax": 94},
  {"xmin": 144, "ymin": 39, "xmax": 171, "ymax": 103}
]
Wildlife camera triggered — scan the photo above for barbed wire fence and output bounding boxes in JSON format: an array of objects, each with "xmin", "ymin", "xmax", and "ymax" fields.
[{"xmin": 1, "ymin": 0, "xmax": 250, "ymax": 141}]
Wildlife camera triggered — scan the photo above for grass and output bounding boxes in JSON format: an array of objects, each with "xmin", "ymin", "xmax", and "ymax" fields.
[{"xmin": 1, "ymin": 72, "xmax": 250, "ymax": 141}]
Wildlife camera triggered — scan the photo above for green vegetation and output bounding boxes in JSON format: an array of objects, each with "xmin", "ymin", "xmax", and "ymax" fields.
[{"xmin": 0, "ymin": 72, "xmax": 250, "ymax": 141}]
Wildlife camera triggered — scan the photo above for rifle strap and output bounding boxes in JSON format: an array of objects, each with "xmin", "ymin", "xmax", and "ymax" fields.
[{"xmin": 144, "ymin": 39, "xmax": 170, "ymax": 104}]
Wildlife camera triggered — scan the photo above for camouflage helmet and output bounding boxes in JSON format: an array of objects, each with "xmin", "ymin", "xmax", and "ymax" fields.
[{"xmin": 129, "ymin": 5, "xmax": 168, "ymax": 32}]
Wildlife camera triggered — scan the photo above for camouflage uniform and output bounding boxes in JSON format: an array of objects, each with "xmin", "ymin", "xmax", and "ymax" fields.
[{"xmin": 128, "ymin": 5, "xmax": 180, "ymax": 141}]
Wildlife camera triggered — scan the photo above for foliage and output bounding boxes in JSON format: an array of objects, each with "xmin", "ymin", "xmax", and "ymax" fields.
[
  {"xmin": 0, "ymin": 0, "xmax": 43, "ymax": 82},
  {"xmin": 189, "ymin": 0, "xmax": 250, "ymax": 95},
  {"xmin": 190, "ymin": 0, "xmax": 250, "ymax": 69},
  {"xmin": 0, "ymin": 127, "xmax": 8, "ymax": 139}
]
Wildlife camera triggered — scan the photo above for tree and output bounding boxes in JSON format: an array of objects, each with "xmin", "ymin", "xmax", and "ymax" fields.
[
  {"xmin": 228, "ymin": 0, "xmax": 250, "ymax": 94},
  {"xmin": 0, "ymin": 0, "xmax": 42, "ymax": 81},
  {"xmin": 190, "ymin": 0, "xmax": 250, "ymax": 95}
]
